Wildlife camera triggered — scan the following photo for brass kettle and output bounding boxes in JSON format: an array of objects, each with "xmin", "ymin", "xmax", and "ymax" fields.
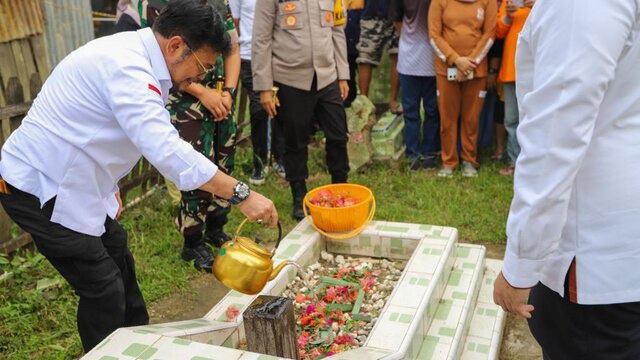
[{"xmin": 212, "ymin": 219, "xmax": 290, "ymax": 295}]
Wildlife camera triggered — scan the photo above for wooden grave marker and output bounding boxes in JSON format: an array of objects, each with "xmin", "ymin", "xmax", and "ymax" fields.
[{"xmin": 243, "ymin": 295, "xmax": 300, "ymax": 360}]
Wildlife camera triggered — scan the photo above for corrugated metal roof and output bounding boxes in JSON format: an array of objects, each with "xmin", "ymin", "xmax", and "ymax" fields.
[
  {"xmin": 41, "ymin": 0, "xmax": 94, "ymax": 67},
  {"xmin": 0, "ymin": 0, "xmax": 46, "ymax": 43}
]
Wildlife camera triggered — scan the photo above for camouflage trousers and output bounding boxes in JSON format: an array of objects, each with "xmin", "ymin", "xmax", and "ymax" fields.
[{"xmin": 168, "ymin": 94, "xmax": 237, "ymax": 235}]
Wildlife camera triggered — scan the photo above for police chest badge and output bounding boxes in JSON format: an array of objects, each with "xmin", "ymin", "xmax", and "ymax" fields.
[
  {"xmin": 285, "ymin": 15, "xmax": 298, "ymax": 28},
  {"xmin": 279, "ymin": 1, "xmax": 303, "ymax": 29}
]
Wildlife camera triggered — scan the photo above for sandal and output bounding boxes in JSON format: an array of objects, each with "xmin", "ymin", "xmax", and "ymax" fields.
[
  {"xmin": 498, "ymin": 166, "xmax": 515, "ymax": 176},
  {"xmin": 490, "ymin": 153, "xmax": 504, "ymax": 161}
]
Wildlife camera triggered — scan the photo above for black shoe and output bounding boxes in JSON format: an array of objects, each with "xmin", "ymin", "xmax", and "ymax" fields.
[
  {"xmin": 290, "ymin": 181, "xmax": 307, "ymax": 221},
  {"xmin": 293, "ymin": 207, "xmax": 305, "ymax": 221},
  {"xmin": 422, "ymin": 156, "xmax": 437, "ymax": 170},
  {"xmin": 204, "ymin": 228, "xmax": 231, "ymax": 248},
  {"xmin": 181, "ymin": 244, "xmax": 214, "ymax": 273},
  {"xmin": 409, "ymin": 157, "xmax": 423, "ymax": 171}
]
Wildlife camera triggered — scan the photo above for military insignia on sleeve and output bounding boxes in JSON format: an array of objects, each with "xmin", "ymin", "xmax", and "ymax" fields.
[{"xmin": 284, "ymin": 2, "xmax": 297, "ymax": 12}]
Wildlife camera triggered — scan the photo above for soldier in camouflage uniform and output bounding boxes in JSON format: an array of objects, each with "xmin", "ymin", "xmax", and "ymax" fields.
[{"xmin": 166, "ymin": 0, "xmax": 240, "ymax": 273}]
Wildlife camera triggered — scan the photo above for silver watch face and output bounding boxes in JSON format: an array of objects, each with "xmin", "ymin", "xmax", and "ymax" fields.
[{"xmin": 235, "ymin": 181, "xmax": 250, "ymax": 200}]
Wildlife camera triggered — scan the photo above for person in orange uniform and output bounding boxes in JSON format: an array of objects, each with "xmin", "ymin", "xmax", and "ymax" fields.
[
  {"xmin": 429, "ymin": 0, "xmax": 497, "ymax": 177},
  {"xmin": 496, "ymin": 0, "xmax": 534, "ymax": 176}
]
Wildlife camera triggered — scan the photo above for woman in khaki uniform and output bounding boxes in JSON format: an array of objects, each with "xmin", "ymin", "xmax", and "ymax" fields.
[{"xmin": 429, "ymin": 0, "xmax": 496, "ymax": 177}]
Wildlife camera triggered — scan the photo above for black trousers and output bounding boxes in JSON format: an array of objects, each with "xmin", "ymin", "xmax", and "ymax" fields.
[
  {"xmin": 240, "ymin": 60, "xmax": 285, "ymax": 170},
  {"xmin": 0, "ymin": 184, "xmax": 148, "ymax": 352},
  {"xmin": 528, "ymin": 280, "xmax": 640, "ymax": 360},
  {"xmin": 345, "ymin": 53, "xmax": 358, "ymax": 107},
  {"xmin": 276, "ymin": 77, "xmax": 350, "ymax": 183}
]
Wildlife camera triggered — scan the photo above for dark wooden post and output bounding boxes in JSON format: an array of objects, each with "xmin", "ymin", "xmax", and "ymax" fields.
[{"xmin": 243, "ymin": 295, "xmax": 300, "ymax": 360}]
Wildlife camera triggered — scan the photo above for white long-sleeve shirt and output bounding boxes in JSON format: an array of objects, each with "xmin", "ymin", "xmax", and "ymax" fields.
[
  {"xmin": 0, "ymin": 28, "xmax": 217, "ymax": 237},
  {"xmin": 229, "ymin": 0, "xmax": 255, "ymax": 61},
  {"xmin": 503, "ymin": 0, "xmax": 640, "ymax": 305}
]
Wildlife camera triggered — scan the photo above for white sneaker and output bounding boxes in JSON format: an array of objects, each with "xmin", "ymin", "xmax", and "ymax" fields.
[
  {"xmin": 437, "ymin": 167, "xmax": 454, "ymax": 177},
  {"xmin": 272, "ymin": 161, "xmax": 286, "ymax": 178},
  {"xmin": 462, "ymin": 161, "xmax": 478, "ymax": 177},
  {"xmin": 249, "ymin": 168, "xmax": 266, "ymax": 185}
]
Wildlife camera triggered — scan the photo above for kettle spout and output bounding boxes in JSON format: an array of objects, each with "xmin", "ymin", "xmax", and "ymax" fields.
[{"xmin": 269, "ymin": 261, "xmax": 291, "ymax": 281}]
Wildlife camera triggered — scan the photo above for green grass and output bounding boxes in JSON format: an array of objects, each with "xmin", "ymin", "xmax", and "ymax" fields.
[{"xmin": 0, "ymin": 142, "xmax": 513, "ymax": 359}]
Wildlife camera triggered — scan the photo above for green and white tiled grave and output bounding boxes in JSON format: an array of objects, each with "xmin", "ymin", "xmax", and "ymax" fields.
[{"xmin": 82, "ymin": 219, "xmax": 505, "ymax": 360}]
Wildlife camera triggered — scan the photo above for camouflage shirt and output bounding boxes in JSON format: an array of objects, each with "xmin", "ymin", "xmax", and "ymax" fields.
[{"xmin": 166, "ymin": 0, "xmax": 238, "ymax": 125}]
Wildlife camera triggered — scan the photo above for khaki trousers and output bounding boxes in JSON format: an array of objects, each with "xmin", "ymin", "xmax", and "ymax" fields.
[{"xmin": 436, "ymin": 75, "xmax": 487, "ymax": 168}]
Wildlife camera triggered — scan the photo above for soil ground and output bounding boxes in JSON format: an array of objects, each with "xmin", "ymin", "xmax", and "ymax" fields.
[{"xmin": 149, "ymin": 243, "xmax": 542, "ymax": 360}]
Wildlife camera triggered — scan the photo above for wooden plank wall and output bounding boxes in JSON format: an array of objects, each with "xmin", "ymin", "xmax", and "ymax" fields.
[
  {"xmin": 0, "ymin": 0, "xmax": 50, "ymax": 253},
  {"xmin": 0, "ymin": 36, "xmax": 48, "ymax": 253}
]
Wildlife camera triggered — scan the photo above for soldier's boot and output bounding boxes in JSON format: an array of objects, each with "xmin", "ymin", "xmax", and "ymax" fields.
[
  {"xmin": 181, "ymin": 230, "xmax": 214, "ymax": 273},
  {"xmin": 203, "ymin": 213, "xmax": 231, "ymax": 248}
]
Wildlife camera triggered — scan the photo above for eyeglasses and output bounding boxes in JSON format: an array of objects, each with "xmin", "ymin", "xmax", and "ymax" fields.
[{"xmin": 183, "ymin": 39, "xmax": 214, "ymax": 76}]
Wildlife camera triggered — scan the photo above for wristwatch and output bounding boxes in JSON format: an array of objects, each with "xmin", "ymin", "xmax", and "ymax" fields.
[
  {"xmin": 222, "ymin": 87, "xmax": 236, "ymax": 96},
  {"xmin": 227, "ymin": 181, "xmax": 250, "ymax": 205}
]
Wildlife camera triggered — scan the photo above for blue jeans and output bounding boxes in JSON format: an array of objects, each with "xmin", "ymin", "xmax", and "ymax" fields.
[
  {"xmin": 503, "ymin": 82, "xmax": 520, "ymax": 166},
  {"xmin": 399, "ymin": 74, "xmax": 440, "ymax": 160}
]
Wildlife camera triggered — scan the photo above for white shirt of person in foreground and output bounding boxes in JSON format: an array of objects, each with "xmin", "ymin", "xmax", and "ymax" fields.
[{"xmin": 494, "ymin": 0, "xmax": 640, "ymax": 314}]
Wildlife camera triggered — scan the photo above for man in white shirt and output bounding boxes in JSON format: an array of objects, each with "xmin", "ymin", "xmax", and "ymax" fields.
[
  {"xmin": 0, "ymin": 0, "xmax": 277, "ymax": 352},
  {"xmin": 493, "ymin": 0, "xmax": 640, "ymax": 358}
]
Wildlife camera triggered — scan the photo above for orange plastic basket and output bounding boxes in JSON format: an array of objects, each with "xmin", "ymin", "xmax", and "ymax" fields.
[{"xmin": 303, "ymin": 184, "xmax": 376, "ymax": 239}]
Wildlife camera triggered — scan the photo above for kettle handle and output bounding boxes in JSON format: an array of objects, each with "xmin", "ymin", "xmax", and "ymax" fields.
[
  {"xmin": 272, "ymin": 221, "xmax": 283, "ymax": 257},
  {"xmin": 235, "ymin": 218, "xmax": 249, "ymax": 239},
  {"xmin": 235, "ymin": 219, "xmax": 283, "ymax": 256}
]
